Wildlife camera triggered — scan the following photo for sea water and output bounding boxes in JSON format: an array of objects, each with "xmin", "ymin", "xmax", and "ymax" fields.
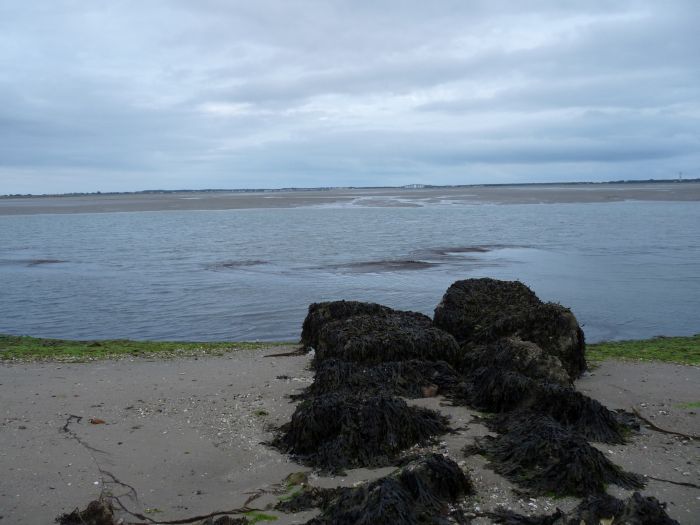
[{"xmin": 1, "ymin": 200, "xmax": 698, "ymax": 343}]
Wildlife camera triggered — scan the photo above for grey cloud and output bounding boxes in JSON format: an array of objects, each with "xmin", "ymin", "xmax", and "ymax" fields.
[{"xmin": 0, "ymin": 0, "xmax": 698, "ymax": 193}]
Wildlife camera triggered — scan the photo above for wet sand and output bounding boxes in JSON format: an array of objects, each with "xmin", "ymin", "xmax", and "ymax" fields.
[
  {"xmin": 1, "ymin": 183, "xmax": 699, "ymax": 215},
  {"xmin": 0, "ymin": 352, "xmax": 698, "ymax": 523}
]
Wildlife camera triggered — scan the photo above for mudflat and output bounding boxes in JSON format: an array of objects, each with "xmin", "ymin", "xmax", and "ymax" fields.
[
  {"xmin": 1, "ymin": 183, "xmax": 699, "ymax": 215},
  {"xmin": 0, "ymin": 353, "xmax": 698, "ymax": 524}
]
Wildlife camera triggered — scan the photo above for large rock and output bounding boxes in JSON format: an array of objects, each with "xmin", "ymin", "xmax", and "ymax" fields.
[
  {"xmin": 434, "ymin": 278, "xmax": 586, "ymax": 378},
  {"xmin": 301, "ymin": 300, "xmax": 431, "ymax": 350},
  {"xmin": 315, "ymin": 312, "xmax": 459, "ymax": 366}
]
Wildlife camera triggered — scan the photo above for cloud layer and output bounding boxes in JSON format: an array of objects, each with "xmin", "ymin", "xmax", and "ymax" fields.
[{"xmin": 1, "ymin": 1, "xmax": 698, "ymax": 193}]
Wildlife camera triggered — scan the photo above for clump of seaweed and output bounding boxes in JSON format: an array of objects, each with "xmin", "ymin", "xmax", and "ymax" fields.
[
  {"xmin": 301, "ymin": 300, "xmax": 431, "ymax": 350},
  {"xmin": 530, "ymin": 384, "xmax": 632, "ymax": 443},
  {"xmin": 300, "ymin": 358, "xmax": 460, "ymax": 399},
  {"xmin": 466, "ymin": 414, "xmax": 643, "ymax": 497},
  {"xmin": 56, "ymin": 499, "xmax": 117, "ymax": 525},
  {"xmin": 617, "ymin": 492, "xmax": 680, "ymax": 525},
  {"xmin": 453, "ymin": 366, "xmax": 631, "ymax": 443},
  {"xmin": 272, "ymin": 393, "xmax": 450, "ymax": 472},
  {"xmin": 281, "ymin": 454, "xmax": 472, "ymax": 524},
  {"xmin": 307, "ymin": 476, "xmax": 420, "ymax": 524},
  {"xmin": 314, "ymin": 313, "xmax": 459, "ymax": 366},
  {"xmin": 489, "ymin": 492, "xmax": 679, "ymax": 525},
  {"xmin": 434, "ymin": 278, "xmax": 586, "ymax": 378}
]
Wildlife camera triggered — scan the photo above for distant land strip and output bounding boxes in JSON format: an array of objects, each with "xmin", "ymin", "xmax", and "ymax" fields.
[{"xmin": 2, "ymin": 177, "xmax": 699, "ymax": 199}]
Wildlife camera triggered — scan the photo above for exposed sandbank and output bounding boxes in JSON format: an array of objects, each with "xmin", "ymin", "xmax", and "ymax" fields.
[
  {"xmin": 1, "ymin": 350, "xmax": 697, "ymax": 524},
  {"xmin": 1, "ymin": 183, "xmax": 699, "ymax": 215}
]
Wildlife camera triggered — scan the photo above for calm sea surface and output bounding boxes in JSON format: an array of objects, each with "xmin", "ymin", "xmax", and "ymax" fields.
[{"xmin": 1, "ymin": 200, "xmax": 698, "ymax": 343}]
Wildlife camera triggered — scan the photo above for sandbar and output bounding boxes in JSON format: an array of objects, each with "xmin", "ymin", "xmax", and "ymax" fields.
[{"xmin": 1, "ymin": 183, "xmax": 699, "ymax": 215}]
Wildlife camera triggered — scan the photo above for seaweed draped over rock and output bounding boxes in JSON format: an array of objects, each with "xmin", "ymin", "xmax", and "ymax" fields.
[
  {"xmin": 460, "ymin": 337, "xmax": 571, "ymax": 386},
  {"xmin": 433, "ymin": 278, "xmax": 586, "ymax": 378},
  {"xmin": 301, "ymin": 300, "xmax": 432, "ymax": 350},
  {"xmin": 489, "ymin": 492, "xmax": 680, "ymax": 525},
  {"xmin": 272, "ymin": 393, "xmax": 450, "ymax": 472},
  {"xmin": 314, "ymin": 313, "xmax": 459, "ymax": 366},
  {"xmin": 278, "ymin": 453, "xmax": 474, "ymax": 525},
  {"xmin": 282, "ymin": 301, "xmax": 458, "ymax": 473},
  {"xmin": 301, "ymin": 358, "xmax": 460, "ymax": 399},
  {"xmin": 465, "ymin": 414, "xmax": 644, "ymax": 497},
  {"xmin": 434, "ymin": 278, "xmax": 541, "ymax": 343}
]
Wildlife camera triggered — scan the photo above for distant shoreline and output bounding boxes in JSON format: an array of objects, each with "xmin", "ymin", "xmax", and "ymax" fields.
[
  {"xmin": 1, "ymin": 181, "xmax": 699, "ymax": 215},
  {"xmin": 2, "ymin": 177, "xmax": 699, "ymax": 199}
]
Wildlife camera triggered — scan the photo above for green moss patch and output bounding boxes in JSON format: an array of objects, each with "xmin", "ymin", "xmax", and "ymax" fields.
[
  {"xmin": 0, "ymin": 334, "xmax": 294, "ymax": 362},
  {"xmin": 587, "ymin": 335, "xmax": 700, "ymax": 365},
  {"xmin": 675, "ymin": 401, "xmax": 700, "ymax": 410},
  {"xmin": 244, "ymin": 510, "xmax": 278, "ymax": 523}
]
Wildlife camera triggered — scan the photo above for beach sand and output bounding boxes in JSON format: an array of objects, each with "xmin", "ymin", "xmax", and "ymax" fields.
[
  {"xmin": 0, "ymin": 350, "xmax": 698, "ymax": 523},
  {"xmin": 1, "ymin": 183, "xmax": 699, "ymax": 215}
]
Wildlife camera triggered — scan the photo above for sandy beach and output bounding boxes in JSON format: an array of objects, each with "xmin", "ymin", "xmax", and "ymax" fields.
[
  {"xmin": 1, "ymin": 349, "xmax": 698, "ymax": 524},
  {"xmin": 1, "ymin": 183, "xmax": 700, "ymax": 215}
]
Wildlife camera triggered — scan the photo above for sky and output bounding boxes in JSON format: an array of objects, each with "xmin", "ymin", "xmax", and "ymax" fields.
[{"xmin": 1, "ymin": 1, "xmax": 698, "ymax": 194}]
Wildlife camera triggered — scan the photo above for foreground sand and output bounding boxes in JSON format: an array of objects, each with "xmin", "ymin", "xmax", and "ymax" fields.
[
  {"xmin": 0, "ymin": 350, "xmax": 698, "ymax": 523},
  {"xmin": 1, "ymin": 182, "xmax": 699, "ymax": 215}
]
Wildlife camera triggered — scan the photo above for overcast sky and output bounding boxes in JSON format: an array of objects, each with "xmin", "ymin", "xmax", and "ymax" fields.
[{"xmin": 1, "ymin": 1, "xmax": 698, "ymax": 193}]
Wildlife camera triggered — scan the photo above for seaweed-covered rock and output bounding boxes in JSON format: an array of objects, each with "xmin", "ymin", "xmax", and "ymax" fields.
[
  {"xmin": 301, "ymin": 300, "xmax": 431, "ymax": 350},
  {"xmin": 489, "ymin": 492, "xmax": 679, "ymax": 525},
  {"xmin": 56, "ymin": 500, "xmax": 117, "ymax": 525},
  {"xmin": 315, "ymin": 313, "xmax": 459, "ymax": 366},
  {"xmin": 433, "ymin": 279, "xmax": 586, "ymax": 378},
  {"xmin": 466, "ymin": 414, "xmax": 643, "ymax": 497},
  {"xmin": 272, "ymin": 393, "xmax": 450, "ymax": 471},
  {"xmin": 287, "ymin": 454, "xmax": 472, "ymax": 524},
  {"xmin": 461, "ymin": 337, "xmax": 571, "ymax": 386},
  {"xmin": 490, "ymin": 302, "xmax": 586, "ymax": 380},
  {"xmin": 303, "ymin": 358, "xmax": 460, "ymax": 399},
  {"xmin": 434, "ymin": 278, "xmax": 540, "ymax": 342}
]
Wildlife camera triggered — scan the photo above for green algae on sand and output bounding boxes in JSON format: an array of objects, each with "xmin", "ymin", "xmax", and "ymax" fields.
[
  {"xmin": 587, "ymin": 334, "xmax": 700, "ymax": 365},
  {"xmin": 0, "ymin": 334, "xmax": 294, "ymax": 362}
]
